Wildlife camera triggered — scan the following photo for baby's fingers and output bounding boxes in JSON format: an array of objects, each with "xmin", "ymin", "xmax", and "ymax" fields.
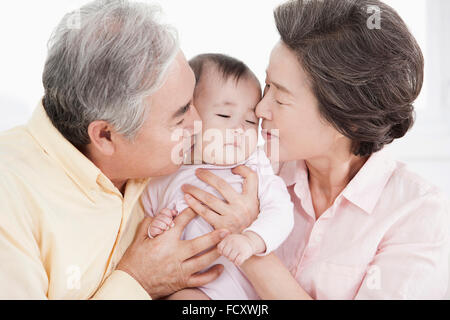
[
  {"xmin": 160, "ymin": 208, "xmax": 178, "ymax": 218},
  {"xmin": 152, "ymin": 217, "xmax": 172, "ymax": 231},
  {"xmin": 235, "ymin": 252, "xmax": 251, "ymax": 266},
  {"xmin": 217, "ymin": 238, "xmax": 227, "ymax": 254},
  {"xmin": 155, "ymin": 214, "xmax": 175, "ymax": 228},
  {"xmin": 149, "ymin": 225, "xmax": 164, "ymax": 238},
  {"xmin": 229, "ymin": 248, "xmax": 240, "ymax": 264},
  {"xmin": 222, "ymin": 241, "xmax": 234, "ymax": 259}
]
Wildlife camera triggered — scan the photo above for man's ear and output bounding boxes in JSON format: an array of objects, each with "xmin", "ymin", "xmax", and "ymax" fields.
[{"xmin": 87, "ymin": 121, "xmax": 116, "ymax": 156}]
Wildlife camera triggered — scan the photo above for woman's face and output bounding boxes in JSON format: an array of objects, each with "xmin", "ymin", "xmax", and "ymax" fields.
[{"xmin": 256, "ymin": 41, "xmax": 345, "ymax": 163}]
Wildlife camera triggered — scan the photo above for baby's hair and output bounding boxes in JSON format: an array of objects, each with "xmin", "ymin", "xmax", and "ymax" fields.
[{"xmin": 189, "ymin": 53, "xmax": 259, "ymax": 87}]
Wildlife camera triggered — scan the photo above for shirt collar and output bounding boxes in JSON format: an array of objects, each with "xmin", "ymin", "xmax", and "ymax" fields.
[
  {"xmin": 341, "ymin": 150, "xmax": 396, "ymax": 215},
  {"xmin": 279, "ymin": 150, "xmax": 396, "ymax": 215},
  {"xmin": 27, "ymin": 100, "xmax": 147, "ymax": 202},
  {"xmin": 279, "ymin": 159, "xmax": 308, "ymax": 188}
]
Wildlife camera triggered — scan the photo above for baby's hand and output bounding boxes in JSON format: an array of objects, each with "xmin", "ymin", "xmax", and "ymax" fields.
[
  {"xmin": 218, "ymin": 233, "xmax": 258, "ymax": 266},
  {"xmin": 148, "ymin": 208, "xmax": 177, "ymax": 238}
]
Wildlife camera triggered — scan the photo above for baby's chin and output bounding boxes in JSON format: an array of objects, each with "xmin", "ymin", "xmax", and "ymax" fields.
[{"xmin": 202, "ymin": 144, "xmax": 255, "ymax": 166}]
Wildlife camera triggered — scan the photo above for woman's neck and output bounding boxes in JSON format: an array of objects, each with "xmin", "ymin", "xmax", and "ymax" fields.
[{"xmin": 306, "ymin": 149, "xmax": 368, "ymax": 219}]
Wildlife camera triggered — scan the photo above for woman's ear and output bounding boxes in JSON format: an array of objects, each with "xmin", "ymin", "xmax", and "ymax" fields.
[{"xmin": 87, "ymin": 120, "xmax": 116, "ymax": 156}]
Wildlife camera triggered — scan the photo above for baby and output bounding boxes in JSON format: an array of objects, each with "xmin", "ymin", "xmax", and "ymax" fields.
[{"xmin": 141, "ymin": 53, "xmax": 294, "ymax": 300}]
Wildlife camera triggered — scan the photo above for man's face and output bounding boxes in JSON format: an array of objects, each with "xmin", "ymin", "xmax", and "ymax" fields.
[{"xmin": 113, "ymin": 51, "xmax": 200, "ymax": 179}]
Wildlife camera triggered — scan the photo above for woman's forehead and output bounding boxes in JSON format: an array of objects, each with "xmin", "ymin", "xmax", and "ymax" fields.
[{"xmin": 268, "ymin": 44, "xmax": 310, "ymax": 93}]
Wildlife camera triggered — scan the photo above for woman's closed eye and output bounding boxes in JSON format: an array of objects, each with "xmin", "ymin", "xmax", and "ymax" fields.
[
  {"xmin": 246, "ymin": 120, "xmax": 257, "ymax": 125},
  {"xmin": 265, "ymin": 83, "xmax": 287, "ymax": 105},
  {"xmin": 216, "ymin": 114, "xmax": 231, "ymax": 118}
]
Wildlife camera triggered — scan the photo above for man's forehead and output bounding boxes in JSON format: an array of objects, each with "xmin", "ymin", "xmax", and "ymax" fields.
[{"xmin": 148, "ymin": 52, "xmax": 195, "ymax": 116}]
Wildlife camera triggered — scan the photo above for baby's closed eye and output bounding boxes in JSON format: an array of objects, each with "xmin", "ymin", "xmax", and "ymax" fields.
[{"xmin": 216, "ymin": 114, "xmax": 231, "ymax": 119}]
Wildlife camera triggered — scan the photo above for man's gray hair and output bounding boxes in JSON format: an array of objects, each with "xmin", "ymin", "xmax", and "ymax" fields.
[{"xmin": 42, "ymin": 0, "xmax": 179, "ymax": 149}]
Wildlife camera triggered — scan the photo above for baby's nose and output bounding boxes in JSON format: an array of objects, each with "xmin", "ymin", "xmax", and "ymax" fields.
[{"xmin": 233, "ymin": 127, "xmax": 244, "ymax": 134}]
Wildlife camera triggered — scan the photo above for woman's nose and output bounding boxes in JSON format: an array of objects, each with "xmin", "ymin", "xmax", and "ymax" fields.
[{"xmin": 255, "ymin": 96, "xmax": 272, "ymax": 120}]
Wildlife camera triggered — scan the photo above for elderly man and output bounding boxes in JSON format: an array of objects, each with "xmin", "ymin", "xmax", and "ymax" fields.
[{"xmin": 0, "ymin": 0, "xmax": 258, "ymax": 299}]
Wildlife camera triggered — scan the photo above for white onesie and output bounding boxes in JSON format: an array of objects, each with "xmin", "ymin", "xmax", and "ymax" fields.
[{"xmin": 141, "ymin": 147, "xmax": 294, "ymax": 300}]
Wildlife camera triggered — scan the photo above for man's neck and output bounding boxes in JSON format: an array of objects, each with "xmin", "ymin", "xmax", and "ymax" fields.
[
  {"xmin": 112, "ymin": 179, "xmax": 127, "ymax": 195},
  {"xmin": 83, "ymin": 146, "xmax": 127, "ymax": 196}
]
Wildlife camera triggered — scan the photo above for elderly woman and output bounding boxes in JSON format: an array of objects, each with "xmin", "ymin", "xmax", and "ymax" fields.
[{"xmin": 182, "ymin": 0, "xmax": 449, "ymax": 299}]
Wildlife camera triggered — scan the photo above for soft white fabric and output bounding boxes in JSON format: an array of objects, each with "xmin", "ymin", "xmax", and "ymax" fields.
[{"xmin": 141, "ymin": 147, "xmax": 294, "ymax": 300}]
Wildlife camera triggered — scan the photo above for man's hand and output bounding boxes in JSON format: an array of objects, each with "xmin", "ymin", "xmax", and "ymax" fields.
[
  {"xmin": 182, "ymin": 165, "xmax": 259, "ymax": 234},
  {"xmin": 116, "ymin": 208, "xmax": 230, "ymax": 299}
]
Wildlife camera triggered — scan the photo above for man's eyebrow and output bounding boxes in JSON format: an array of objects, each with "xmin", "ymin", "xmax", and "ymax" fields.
[{"xmin": 171, "ymin": 101, "xmax": 191, "ymax": 119}]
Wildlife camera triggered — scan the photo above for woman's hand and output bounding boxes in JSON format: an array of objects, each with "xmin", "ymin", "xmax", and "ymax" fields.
[{"xmin": 181, "ymin": 165, "xmax": 259, "ymax": 234}]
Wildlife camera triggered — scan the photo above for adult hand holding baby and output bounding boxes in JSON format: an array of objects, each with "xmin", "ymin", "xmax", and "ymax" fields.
[
  {"xmin": 117, "ymin": 208, "xmax": 230, "ymax": 299},
  {"xmin": 182, "ymin": 165, "xmax": 260, "ymax": 234}
]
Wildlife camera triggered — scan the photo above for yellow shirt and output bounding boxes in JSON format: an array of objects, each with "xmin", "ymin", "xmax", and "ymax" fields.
[{"xmin": 0, "ymin": 101, "xmax": 151, "ymax": 299}]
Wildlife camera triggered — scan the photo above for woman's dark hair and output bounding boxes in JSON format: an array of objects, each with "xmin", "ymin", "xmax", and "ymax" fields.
[{"xmin": 274, "ymin": 0, "xmax": 424, "ymax": 157}]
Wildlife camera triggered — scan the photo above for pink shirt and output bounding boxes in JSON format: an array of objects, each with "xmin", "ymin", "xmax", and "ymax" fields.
[{"xmin": 275, "ymin": 150, "xmax": 449, "ymax": 300}]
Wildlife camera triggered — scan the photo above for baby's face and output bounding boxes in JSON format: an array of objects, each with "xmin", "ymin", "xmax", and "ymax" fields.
[{"xmin": 193, "ymin": 68, "xmax": 261, "ymax": 166}]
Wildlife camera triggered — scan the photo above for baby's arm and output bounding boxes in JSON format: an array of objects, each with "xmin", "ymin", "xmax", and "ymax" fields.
[
  {"xmin": 218, "ymin": 171, "xmax": 294, "ymax": 266},
  {"xmin": 243, "ymin": 173, "xmax": 294, "ymax": 255}
]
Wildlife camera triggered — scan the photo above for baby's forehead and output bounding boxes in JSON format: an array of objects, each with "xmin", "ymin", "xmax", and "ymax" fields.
[{"xmin": 199, "ymin": 61, "xmax": 258, "ymax": 86}]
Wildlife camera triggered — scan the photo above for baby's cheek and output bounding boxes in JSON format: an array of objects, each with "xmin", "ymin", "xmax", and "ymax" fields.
[{"xmin": 243, "ymin": 128, "xmax": 258, "ymax": 153}]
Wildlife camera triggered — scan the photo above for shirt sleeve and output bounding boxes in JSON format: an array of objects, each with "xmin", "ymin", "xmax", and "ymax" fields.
[
  {"xmin": 0, "ymin": 170, "xmax": 151, "ymax": 300},
  {"xmin": 91, "ymin": 270, "xmax": 151, "ymax": 300},
  {"xmin": 244, "ymin": 167, "xmax": 295, "ymax": 255},
  {"xmin": 0, "ymin": 171, "xmax": 49, "ymax": 299},
  {"xmin": 355, "ymin": 191, "xmax": 450, "ymax": 300}
]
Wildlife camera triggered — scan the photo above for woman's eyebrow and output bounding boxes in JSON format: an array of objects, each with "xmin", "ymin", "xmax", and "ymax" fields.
[
  {"xmin": 272, "ymin": 81, "xmax": 292, "ymax": 95},
  {"xmin": 266, "ymin": 71, "xmax": 292, "ymax": 95}
]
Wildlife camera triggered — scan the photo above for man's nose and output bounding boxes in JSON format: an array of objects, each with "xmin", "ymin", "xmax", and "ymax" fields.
[
  {"xmin": 255, "ymin": 96, "xmax": 272, "ymax": 120},
  {"xmin": 185, "ymin": 103, "xmax": 202, "ymax": 136}
]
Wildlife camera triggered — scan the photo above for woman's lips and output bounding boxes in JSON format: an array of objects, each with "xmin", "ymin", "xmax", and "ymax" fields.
[
  {"xmin": 262, "ymin": 129, "xmax": 279, "ymax": 140},
  {"xmin": 224, "ymin": 141, "xmax": 241, "ymax": 148}
]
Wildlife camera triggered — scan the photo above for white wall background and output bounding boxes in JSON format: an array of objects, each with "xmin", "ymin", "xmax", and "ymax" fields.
[{"xmin": 0, "ymin": 0, "xmax": 449, "ymax": 298}]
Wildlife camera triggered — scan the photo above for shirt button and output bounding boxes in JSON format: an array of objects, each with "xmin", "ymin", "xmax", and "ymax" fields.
[{"xmin": 312, "ymin": 233, "xmax": 322, "ymax": 244}]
